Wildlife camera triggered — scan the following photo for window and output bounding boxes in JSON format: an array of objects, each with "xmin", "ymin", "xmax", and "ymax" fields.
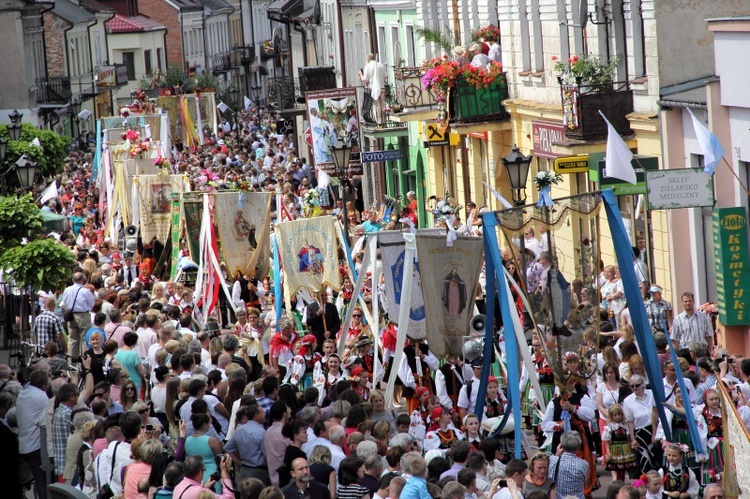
[
  {"xmin": 157, "ymin": 48, "xmax": 164, "ymax": 72},
  {"xmin": 405, "ymin": 24, "xmax": 416, "ymax": 67},
  {"xmin": 630, "ymin": 0, "xmax": 646, "ymax": 77},
  {"xmin": 377, "ymin": 25, "xmax": 386, "ymax": 65},
  {"xmin": 122, "ymin": 51, "xmax": 135, "ymax": 80},
  {"xmin": 519, "ymin": 0, "xmax": 531, "ymax": 71},
  {"xmin": 95, "ymin": 31, "xmax": 103, "ymax": 66},
  {"xmin": 391, "ymin": 25, "xmax": 400, "ymax": 67},
  {"xmin": 144, "ymin": 49, "xmax": 152, "ymax": 75},
  {"xmin": 530, "ymin": 0, "xmax": 543, "ymax": 70}
]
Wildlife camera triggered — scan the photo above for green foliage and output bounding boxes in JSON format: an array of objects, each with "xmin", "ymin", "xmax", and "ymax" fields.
[
  {"xmin": 195, "ymin": 72, "xmax": 217, "ymax": 90},
  {"xmin": 0, "ymin": 194, "xmax": 44, "ymax": 251},
  {"xmin": 414, "ymin": 26, "xmax": 455, "ymax": 55},
  {"xmin": 0, "ymin": 123, "xmax": 70, "ymax": 179},
  {"xmin": 0, "ymin": 238, "xmax": 75, "ymax": 292},
  {"xmin": 164, "ymin": 63, "xmax": 191, "ymax": 90}
]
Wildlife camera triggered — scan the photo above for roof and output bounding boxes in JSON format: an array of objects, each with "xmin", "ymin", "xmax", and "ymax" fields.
[
  {"xmin": 80, "ymin": 0, "xmax": 116, "ymax": 13},
  {"xmin": 199, "ymin": 0, "xmax": 233, "ymax": 13},
  {"xmin": 165, "ymin": 0, "xmax": 203, "ymax": 12},
  {"xmin": 106, "ymin": 14, "xmax": 166, "ymax": 33},
  {"xmin": 53, "ymin": 0, "xmax": 97, "ymax": 24}
]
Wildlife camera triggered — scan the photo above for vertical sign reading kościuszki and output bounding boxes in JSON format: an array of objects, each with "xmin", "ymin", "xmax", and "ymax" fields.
[{"xmin": 713, "ymin": 207, "xmax": 750, "ymax": 325}]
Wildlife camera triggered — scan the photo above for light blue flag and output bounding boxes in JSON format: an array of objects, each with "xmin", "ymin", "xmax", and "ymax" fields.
[{"xmin": 687, "ymin": 108, "xmax": 724, "ymax": 175}]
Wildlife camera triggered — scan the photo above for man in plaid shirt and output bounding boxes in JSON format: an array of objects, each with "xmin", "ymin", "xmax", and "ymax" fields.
[
  {"xmin": 33, "ymin": 297, "xmax": 65, "ymax": 350},
  {"xmin": 52, "ymin": 383, "xmax": 79, "ymax": 481}
]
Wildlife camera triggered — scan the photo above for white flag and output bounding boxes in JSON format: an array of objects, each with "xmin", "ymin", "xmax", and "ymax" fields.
[
  {"xmin": 687, "ymin": 108, "xmax": 725, "ymax": 175},
  {"xmin": 77, "ymin": 109, "xmax": 92, "ymax": 121},
  {"xmin": 317, "ymin": 167, "xmax": 330, "ymax": 189},
  {"xmin": 599, "ymin": 110, "xmax": 637, "ymax": 185},
  {"xmin": 217, "ymin": 102, "xmax": 229, "ymax": 113},
  {"xmin": 244, "ymin": 96, "xmax": 254, "ymax": 110},
  {"xmin": 30, "ymin": 137, "xmax": 41, "ymax": 148},
  {"xmin": 40, "ymin": 181, "xmax": 58, "ymax": 204}
]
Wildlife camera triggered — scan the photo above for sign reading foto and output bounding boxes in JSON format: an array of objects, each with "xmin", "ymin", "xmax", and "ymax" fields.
[
  {"xmin": 646, "ymin": 168, "xmax": 715, "ymax": 210},
  {"xmin": 713, "ymin": 207, "xmax": 750, "ymax": 325},
  {"xmin": 362, "ymin": 149, "xmax": 402, "ymax": 163}
]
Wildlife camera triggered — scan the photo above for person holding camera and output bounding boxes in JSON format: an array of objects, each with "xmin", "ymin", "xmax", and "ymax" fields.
[{"xmin": 173, "ymin": 455, "xmax": 235, "ymax": 498}]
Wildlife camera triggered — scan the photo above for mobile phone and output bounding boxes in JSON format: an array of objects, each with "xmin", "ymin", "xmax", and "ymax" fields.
[
  {"xmin": 498, "ymin": 480, "xmax": 508, "ymax": 488},
  {"xmin": 146, "ymin": 424, "xmax": 154, "ymax": 432}
]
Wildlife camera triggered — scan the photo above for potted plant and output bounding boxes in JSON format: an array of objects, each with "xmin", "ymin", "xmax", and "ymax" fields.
[{"xmin": 552, "ymin": 54, "xmax": 618, "ymax": 90}]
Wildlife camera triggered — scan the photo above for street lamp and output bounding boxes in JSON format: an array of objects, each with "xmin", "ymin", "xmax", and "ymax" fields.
[
  {"xmin": 331, "ymin": 140, "xmax": 352, "ymax": 239},
  {"xmin": 0, "ymin": 138, "xmax": 6, "ymax": 161},
  {"xmin": 14, "ymin": 156, "xmax": 37, "ymax": 189},
  {"xmin": 8, "ymin": 109, "xmax": 22, "ymax": 141},
  {"xmin": 502, "ymin": 145, "xmax": 533, "ymax": 206},
  {"xmin": 70, "ymin": 98, "xmax": 82, "ymax": 137}
]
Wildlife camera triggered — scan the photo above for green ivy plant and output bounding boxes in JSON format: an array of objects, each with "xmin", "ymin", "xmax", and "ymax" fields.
[
  {"xmin": 0, "ymin": 238, "xmax": 76, "ymax": 292},
  {"xmin": 0, "ymin": 123, "xmax": 70, "ymax": 180},
  {"xmin": 0, "ymin": 194, "xmax": 43, "ymax": 250}
]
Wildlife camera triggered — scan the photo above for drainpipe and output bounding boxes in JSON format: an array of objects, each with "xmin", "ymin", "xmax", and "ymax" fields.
[{"xmin": 336, "ymin": 0, "xmax": 346, "ymax": 86}]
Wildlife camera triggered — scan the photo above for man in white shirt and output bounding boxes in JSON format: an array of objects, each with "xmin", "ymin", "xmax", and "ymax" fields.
[
  {"xmin": 16, "ymin": 370, "xmax": 50, "ymax": 499},
  {"xmin": 486, "ymin": 34, "xmax": 502, "ymax": 63},
  {"xmin": 361, "ymin": 53, "xmax": 387, "ymax": 125},
  {"xmin": 97, "ymin": 412, "xmax": 141, "ymax": 496},
  {"xmin": 457, "ymin": 358, "xmax": 484, "ymax": 419},
  {"xmin": 492, "ymin": 459, "xmax": 527, "ymax": 499}
]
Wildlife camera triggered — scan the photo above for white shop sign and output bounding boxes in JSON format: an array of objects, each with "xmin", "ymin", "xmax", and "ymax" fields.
[{"xmin": 646, "ymin": 168, "xmax": 715, "ymax": 210}]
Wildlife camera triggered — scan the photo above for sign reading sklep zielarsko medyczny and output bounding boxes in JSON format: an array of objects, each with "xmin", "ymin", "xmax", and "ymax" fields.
[
  {"xmin": 362, "ymin": 150, "xmax": 403, "ymax": 163},
  {"xmin": 646, "ymin": 168, "xmax": 715, "ymax": 210},
  {"xmin": 713, "ymin": 207, "xmax": 750, "ymax": 326}
]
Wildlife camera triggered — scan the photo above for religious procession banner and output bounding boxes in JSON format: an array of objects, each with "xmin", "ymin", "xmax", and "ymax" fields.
[
  {"xmin": 183, "ymin": 194, "xmax": 203, "ymax": 263},
  {"xmin": 379, "ymin": 230, "xmax": 442, "ymax": 340},
  {"xmin": 416, "ymin": 235, "xmax": 484, "ymax": 357},
  {"xmin": 277, "ymin": 216, "xmax": 341, "ymax": 294},
  {"xmin": 213, "ymin": 191, "xmax": 272, "ymax": 278},
  {"xmin": 719, "ymin": 381, "xmax": 749, "ymax": 497},
  {"xmin": 134, "ymin": 173, "xmax": 187, "ymax": 244}
]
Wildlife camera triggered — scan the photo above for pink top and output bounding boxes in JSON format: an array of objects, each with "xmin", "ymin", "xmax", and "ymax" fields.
[
  {"xmin": 92, "ymin": 438, "xmax": 108, "ymax": 459},
  {"xmin": 123, "ymin": 462, "xmax": 151, "ymax": 499},
  {"xmin": 172, "ymin": 477, "xmax": 235, "ymax": 499}
]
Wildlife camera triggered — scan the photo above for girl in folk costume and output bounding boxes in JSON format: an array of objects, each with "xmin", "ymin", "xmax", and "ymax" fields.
[
  {"xmin": 270, "ymin": 315, "xmax": 297, "ymax": 379},
  {"xmin": 233, "ymin": 307, "xmax": 264, "ymax": 380},
  {"xmin": 483, "ymin": 376, "xmax": 508, "ymax": 420},
  {"xmin": 424, "ymin": 406, "xmax": 464, "ymax": 454},
  {"xmin": 655, "ymin": 390, "xmax": 707, "ymax": 482},
  {"xmin": 601, "ymin": 403, "xmax": 638, "ymax": 481},
  {"xmin": 347, "ymin": 334, "xmax": 381, "ymax": 382},
  {"xmin": 403, "ymin": 337, "xmax": 439, "ymax": 413},
  {"xmin": 313, "ymin": 353, "xmax": 348, "ymax": 406},
  {"xmin": 482, "ymin": 376, "xmax": 523, "ymax": 463},
  {"xmin": 283, "ymin": 334, "xmax": 321, "ymax": 390},
  {"xmin": 462, "ymin": 413, "xmax": 482, "ymax": 452},
  {"xmin": 312, "ymin": 339, "xmax": 337, "ymax": 381},
  {"xmin": 525, "ymin": 334, "xmax": 555, "ymax": 444},
  {"xmin": 700, "ymin": 388, "xmax": 724, "ymax": 486},
  {"xmin": 335, "ymin": 275, "xmax": 355, "ymax": 318},
  {"xmin": 658, "ymin": 443, "xmax": 700, "ymax": 498},
  {"xmin": 338, "ymin": 307, "xmax": 371, "ymax": 356},
  {"xmin": 349, "ymin": 366, "xmax": 371, "ymax": 401}
]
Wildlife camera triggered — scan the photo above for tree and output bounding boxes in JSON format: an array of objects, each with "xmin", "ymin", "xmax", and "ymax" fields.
[
  {"xmin": 0, "ymin": 194, "xmax": 43, "ymax": 251},
  {"xmin": 0, "ymin": 123, "xmax": 70, "ymax": 180},
  {"xmin": 0, "ymin": 238, "xmax": 76, "ymax": 292}
]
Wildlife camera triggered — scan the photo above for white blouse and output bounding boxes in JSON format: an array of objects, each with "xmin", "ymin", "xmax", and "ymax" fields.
[{"xmin": 623, "ymin": 390, "xmax": 655, "ymax": 429}]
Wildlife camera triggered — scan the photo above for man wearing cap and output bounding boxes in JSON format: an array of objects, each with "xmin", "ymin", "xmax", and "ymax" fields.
[
  {"xmin": 62, "ymin": 272, "xmax": 95, "ymax": 362},
  {"xmin": 456, "ymin": 357, "xmax": 485, "ymax": 419},
  {"xmin": 645, "ymin": 285, "xmax": 673, "ymax": 334},
  {"xmin": 120, "ymin": 251, "xmax": 139, "ymax": 287}
]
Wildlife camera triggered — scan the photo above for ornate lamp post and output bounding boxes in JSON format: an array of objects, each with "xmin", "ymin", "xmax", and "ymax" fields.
[
  {"xmin": 7, "ymin": 110, "xmax": 22, "ymax": 141},
  {"xmin": 501, "ymin": 145, "xmax": 533, "ymax": 287},
  {"xmin": 70, "ymin": 98, "xmax": 82, "ymax": 138},
  {"xmin": 331, "ymin": 140, "xmax": 352, "ymax": 239}
]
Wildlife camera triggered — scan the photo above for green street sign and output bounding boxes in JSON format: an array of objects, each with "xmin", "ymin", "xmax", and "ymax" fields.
[
  {"xmin": 596, "ymin": 156, "xmax": 659, "ymax": 196},
  {"xmin": 713, "ymin": 207, "xmax": 750, "ymax": 326}
]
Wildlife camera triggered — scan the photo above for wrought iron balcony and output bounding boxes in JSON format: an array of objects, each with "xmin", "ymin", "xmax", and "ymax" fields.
[
  {"xmin": 267, "ymin": 76, "xmax": 301, "ymax": 110},
  {"xmin": 450, "ymin": 72, "xmax": 510, "ymax": 123},
  {"xmin": 36, "ymin": 77, "xmax": 72, "ymax": 105},
  {"xmin": 212, "ymin": 51, "xmax": 232, "ymax": 73},
  {"xmin": 559, "ymin": 79, "xmax": 633, "ymax": 140},
  {"xmin": 234, "ymin": 45, "xmax": 255, "ymax": 66},
  {"xmin": 392, "ymin": 66, "xmax": 439, "ymax": 110}
]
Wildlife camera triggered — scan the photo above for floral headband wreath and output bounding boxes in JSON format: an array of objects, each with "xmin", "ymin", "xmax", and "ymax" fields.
[{"xmin": 666, "ymin": 442, "xmax": 689, "ymax": 455}]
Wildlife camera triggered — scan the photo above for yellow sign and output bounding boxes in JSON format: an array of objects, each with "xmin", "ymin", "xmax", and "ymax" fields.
[
  {"xmin": 424, "ymin": 124, "xmax": 449, "ymax": 147},
  {"xmin": 554, "ymin": 155, "xmax": 589, "ymax": 174}
]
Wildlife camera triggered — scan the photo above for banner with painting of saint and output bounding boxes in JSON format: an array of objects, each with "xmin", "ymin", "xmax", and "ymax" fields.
[
  {"xmin": 134, "ymin": 173, "xmax": 187, "ymax": 244},
  {"xmin": 417, "ymin": 235, "xmax": 484, "ymax": 357},
  {"xmin": 183, "ymin": 195, "xmax": 203, "ymax": 264},
  {"xmin": 213, "ymin": 191, "xmax": 272, "ymax": 279},
  {"xmin": 379, "ymin": 230, "xmax": 442, "ymax": 340},
  {"xmin": 277, "ymin": 216, "xmax": 341, "ymax": 294}
]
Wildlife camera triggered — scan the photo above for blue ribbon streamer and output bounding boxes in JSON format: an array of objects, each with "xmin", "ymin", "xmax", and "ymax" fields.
[
  {"xmin": 272, "ymin": 234, "xmax": 282, "ymax": 331},
  {"xmin": 561, "ymin": 410, "xmax": 572, "ymax": 432},
  {"xmin": 537, "ymin": 185, "xmax": 554, "ymax": 207},
  {"xmin": 92, "ymin": 119, "xmax": 102, "ymax": 182}
]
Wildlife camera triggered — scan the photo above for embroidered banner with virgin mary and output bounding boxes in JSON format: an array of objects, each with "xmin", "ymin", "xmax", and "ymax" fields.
[
  {"xmin": 134, "ymin": 173, "xmax": 188, "ymax": 244},
  {"xmin": 416, "ymin": 235, "xmax": 484, "ymax": 357},
  {"xmin": 214, "ymin": 191, "xmax": 272, "ymax": 279},
  {"xmin": 277, "ymin": 216, "xmax": 341, "ymax": 294}
]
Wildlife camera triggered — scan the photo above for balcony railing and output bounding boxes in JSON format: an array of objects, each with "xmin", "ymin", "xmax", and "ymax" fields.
[
  {"xmin": 450, "ymin": 72, "xmax": 510, "ymax": 123},
  {"xmin": 393, "ymin": 66, "xmax": 439, "ymax": 110},
  {"xmin": 36, "ymin": 77, "xmax": 72, "ymax": 104},
  {"xmin": 233, "ymin": 45, "xmax": 255, "ymax": 67},
  {"xmin": 560, "ymin": 80, "xmax": 633, "ymax": 140},
  {"xmin": 212, "ymin": 51, "xmax": 232, "ymax": 73},
  {"xmin": 267, "ymin": 76, "xmax": 302, "ymax": 110}
]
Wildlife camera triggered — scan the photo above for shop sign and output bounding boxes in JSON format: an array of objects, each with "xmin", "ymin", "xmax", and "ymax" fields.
[
  {"xmin": 362, "ymin": 150, "xmax": 402, "ymax": 163},
  {"xmin": 596, "ymin": 156, "xmax": 659, "ymax": 196},
  {"xmin": 423, "ymin": 124, "xmax": 449, "ymax": 147},
  {"xmin": 713, "ymin": 206, "xmax": 750, "ymax": 325},
  {"xmin": 554, "ymin": 155, "xmax": 589, "ymax": 174},
  {"xmin": 532, "ymin": 121, "xmax": 565, "ymax": 159},
  {"xmin": 646, "ymin": 168, "xmax": 714, "ymax": 210}
]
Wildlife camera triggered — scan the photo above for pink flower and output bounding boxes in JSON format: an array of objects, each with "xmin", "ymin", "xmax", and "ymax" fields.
[
  {"xmin": 566, "ymin": 57, "xmax": 572, "ymax": 63},
  {"xmin": 551, "ymin": 55, "xmax": 558, "ymax": 61},
  {"xmin": 572, "ymin": 55, "xmax": 579, "ymax": 62}
]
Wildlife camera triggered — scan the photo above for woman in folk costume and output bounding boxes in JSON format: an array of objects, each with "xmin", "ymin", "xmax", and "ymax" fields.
[
  {"xmin": 335, "ymin": 275, "xmax": 355, "ymax": 318},
  {"xmin": 233, "ymin": 307, "xmax": 264, "ymax": 381},
  {"xmin": 349, "ymin": 365, "xmax": 371, "ymax": 401},
  {"xmin": 424, "ymin": 406, "xmax": 464, "ymax": 454},
  {"xmin": 402, "ymin": 336, "xmax": 439, "ymax": 414},
  {"xmin": 283, "ymin": 334, "xmax": 322, "ymax": 390},
  {"xmin": 541, "ymin": 352, "xmax": 599, "ymax": 496},
  {"xmin": 312, "ymin": 338, "xmax": 337, "ymax": 381},
  {"xmin": 346, "ymin": 333, "xmax": 381, "ymax": 382},
  {"xmin": 700, "ymin": 387, "xmax": 724, "ymax": 486},
  {"xmin": 338, "ymin": 307, "xmax": 371, "ymax": 358},
  {"xmin": 524, "ymin": 334, "xmax": 555, "ymax": 445},
  {"xmin": 313, "ymin": 353, "xmax": 348, "ymax": 406},
  {"xmin": 270, "ymin": 315, "xmax": 298, "ymax": 379}
]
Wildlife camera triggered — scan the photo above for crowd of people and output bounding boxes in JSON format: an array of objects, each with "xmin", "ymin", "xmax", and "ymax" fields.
[{"xmin": 0, "ymin": 100, "xmax": 737, "ymax": 499}]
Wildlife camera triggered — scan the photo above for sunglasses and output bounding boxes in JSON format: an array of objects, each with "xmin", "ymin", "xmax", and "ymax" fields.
[
  {"xmin": 352, "ymin": 314, "xmax": 362, "ymax": 318},
  {"xmin": 630, "ymin": 383, "xmax": 643, "ymax": 389},
  {"xmin": 138, "ymin": 409, "xmax": 148, "ymax": 414}
]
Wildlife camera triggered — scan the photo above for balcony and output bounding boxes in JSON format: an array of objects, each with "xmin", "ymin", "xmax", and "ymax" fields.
[
  {"xmin": 233, "ymin": 45, "xmax": 255, "ymax": 67},
  {"xmin": 267, "ymin": 76, "xmax": 302, "ymax": 111},
  {"xmin": 450, "ymin": 72, "xmax": 510, "ymax": 123},
  {"xmin": 36, "ymin": 77, "xmax": 72, "ymax": 105},
  {"xmin": 390, "ymin": 66, "xmax": 440, "ymax": 123},
  {"xmin": 560, "ymin": 80, "xmax": 633, "ymax": 140},
  {"xmin": 361, "ymin": 83, "xmax": 408, "ymax": 138},
  {"xmin": 212, "ymin": 51, "xmax": 232, "ymax": 74}
]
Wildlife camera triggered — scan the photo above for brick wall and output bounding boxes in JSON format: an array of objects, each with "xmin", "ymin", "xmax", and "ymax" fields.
[
  {"xmin": 44, "ymin": 12, "xmax": 70, "ymax": 77},
  {"xmin": 139, "ymin": 0, "xmax": 183, "ymax": 68}
]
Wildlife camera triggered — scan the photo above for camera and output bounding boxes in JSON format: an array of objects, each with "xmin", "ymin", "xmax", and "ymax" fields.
[
  {"xmin": 145, "ymin": 424, "xmax": 154, "ymax": 432},
  {"xmin": 498, "ymin": 480, "xmax": 508, "ymax": 488},
  {"xmin": 210, "ymin": 471, "xmax": 221, "ymax": 482}
]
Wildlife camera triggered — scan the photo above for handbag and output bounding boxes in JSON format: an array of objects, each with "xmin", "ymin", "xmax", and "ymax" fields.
[
  {"xmin": 64, "ymin": 286, "xmax": 83, "ymax": 322},
  {"xmin": 97, "ymin": 441, "xmax": 121, "ymax": 499}
]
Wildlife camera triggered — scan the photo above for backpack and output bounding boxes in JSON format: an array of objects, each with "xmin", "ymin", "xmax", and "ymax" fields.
[
  {"xmin": 75, "ymin": 443, "xmax": 90, "ymax": 488},
  {"xmin": 152, "ymin": 487, "xmax": 174, "ymax": 498}
]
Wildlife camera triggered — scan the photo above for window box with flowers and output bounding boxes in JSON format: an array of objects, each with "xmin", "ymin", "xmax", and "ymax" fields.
[
  {"xmin": 552, "ymin": 54, "xmax": 633, "ymax": 140},
  {"xmin": 421, "ymin": 57, "xmax": 509, "ymax": 123}
]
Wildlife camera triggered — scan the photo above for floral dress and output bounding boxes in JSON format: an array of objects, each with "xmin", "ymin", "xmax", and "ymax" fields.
[
  {"xmin": 702, "ymin": 408, "xmax": 724, "ymax": 485},
  {"xmin": 601, "ymin": 422, "xmax": 637, "ymax": 471}
]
